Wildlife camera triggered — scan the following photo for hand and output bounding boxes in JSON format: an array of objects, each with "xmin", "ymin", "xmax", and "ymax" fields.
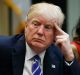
[{"xmin": 54, "ymin": 22, "xmax": 74, "ymax": 61}]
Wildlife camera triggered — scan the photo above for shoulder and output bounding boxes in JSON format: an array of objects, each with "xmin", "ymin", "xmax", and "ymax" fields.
[
  {"xmin": 46, "ymin": 44, "xmax": 63, "ymax": 60},
  {"xmin": 0, "ymin": 33, "xmax": 24, "ymax": 47},
  {"xmin": 49, "ymin": 44, "xmax": 62, "ymax": 54}
]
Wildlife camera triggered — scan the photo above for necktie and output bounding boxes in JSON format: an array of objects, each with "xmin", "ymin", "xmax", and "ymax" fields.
[{"xmin": 32, "ymin": 55, "xmax": 43, "ymax": 75}]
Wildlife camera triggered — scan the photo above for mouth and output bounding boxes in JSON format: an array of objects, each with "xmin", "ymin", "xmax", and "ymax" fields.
[{"xmin": 33, "ymin": 38, "xmax": 45, "ymax": 43}]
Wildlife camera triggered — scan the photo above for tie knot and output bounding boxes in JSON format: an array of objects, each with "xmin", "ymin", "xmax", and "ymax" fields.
[{"xmin": 33, "ymin": 55, "xmax": 41, "ymax": 63}]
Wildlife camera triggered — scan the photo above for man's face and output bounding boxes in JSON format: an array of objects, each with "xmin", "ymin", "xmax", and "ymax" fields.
[{"xmin": 25, "ymin": 15, "xmax": 55, "ymax": 53}]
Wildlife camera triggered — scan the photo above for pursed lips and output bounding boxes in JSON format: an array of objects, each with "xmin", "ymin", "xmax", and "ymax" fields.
[{"xmin": 33, "ymin": 38, "xmax": 45, "ymax": 43}]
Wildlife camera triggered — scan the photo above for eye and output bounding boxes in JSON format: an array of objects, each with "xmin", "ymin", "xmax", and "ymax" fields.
[
  {"xmin": 32, "ymin": 21, "xmax": 40, "ymax": 27},
  {"xmin": 44, "ymin": 25, "xmax": 53, "ymax": 30}
]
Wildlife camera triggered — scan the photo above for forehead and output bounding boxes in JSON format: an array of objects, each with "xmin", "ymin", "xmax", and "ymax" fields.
[{"xmin": 29, "ymin": 14, "xmax": 55, "ymax": 24}]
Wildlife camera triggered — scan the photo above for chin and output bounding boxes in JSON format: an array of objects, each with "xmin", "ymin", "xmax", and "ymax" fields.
[{"xmin": 32, "ymin": 42, "xmax": 46, "ymax": 50}]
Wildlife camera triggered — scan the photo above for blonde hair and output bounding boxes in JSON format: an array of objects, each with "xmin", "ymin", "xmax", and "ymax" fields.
[{"xmin": 26, "ymin": 2, "xmax": 65, "ymax": 27}]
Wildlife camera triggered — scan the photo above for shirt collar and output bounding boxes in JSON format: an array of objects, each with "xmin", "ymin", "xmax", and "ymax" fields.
[
  {"xmin": 25, "ymin": 42, "xmax": 46, "ymax": 64},
  {"xmin": 38, "ymin": 50, "xmax": 46, "ymax": 64}
]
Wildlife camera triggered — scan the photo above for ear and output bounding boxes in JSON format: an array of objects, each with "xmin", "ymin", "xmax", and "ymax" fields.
[{"xmin": 25, "ymin": 21, "xmax": 28, "ymax": 27}]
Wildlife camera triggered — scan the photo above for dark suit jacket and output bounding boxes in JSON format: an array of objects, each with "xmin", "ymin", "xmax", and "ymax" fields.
[{"xmin": 0, "ymin": 34, "xmax": 80, "ymax": 75}]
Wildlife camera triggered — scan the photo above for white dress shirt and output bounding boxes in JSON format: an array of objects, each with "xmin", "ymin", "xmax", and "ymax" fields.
[
  {"xmin": 22, "ymin": 42, "xmax": 73, "ymax": 75},
  {"xmin": 23, "ymin": 42, "xmax": 46, "ymax": 75}
]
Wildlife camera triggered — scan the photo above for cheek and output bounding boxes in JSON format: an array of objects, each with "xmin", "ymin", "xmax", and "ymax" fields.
[
  {"xmin": 45, "ymin": 32, "xmax": 54, "ymax": 44},
  {"xmin": 25, "ymin": 26, "xmax": 36, "ymax": 41},
  {"xmin": 25, "ymin": 26, "xmax": 31, "ymax": 39},
  {"xmin": 25, "ymin": 25, "xmax": 34, "ymax": 35}
]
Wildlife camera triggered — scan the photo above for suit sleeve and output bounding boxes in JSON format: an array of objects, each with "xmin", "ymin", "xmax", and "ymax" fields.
[{"xmin": 63, "ymin": 59, "xmax": 80, "ymax": 75}]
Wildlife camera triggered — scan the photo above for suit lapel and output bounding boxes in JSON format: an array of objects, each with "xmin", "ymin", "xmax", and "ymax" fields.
[
  {"xmin": 43, "ymin": 44, "xmax": 63, "ymax": 75},
  {"xmin": 12, "ymin": 34, "xmax": 26, "ymax": 75},
  {"xmin": 12, "ymin": 34, "xmax": 63, "ymax": 75}
]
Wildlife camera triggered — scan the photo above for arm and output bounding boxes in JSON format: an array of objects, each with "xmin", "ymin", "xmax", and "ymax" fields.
[
  {"xmin": 71, "ymin": 44, "xmax": 79, "ymax": 60},
  {"xmin": 54, "ymin": 22, "xmax": 74, "ymax": 61},
  {"xmin": 53, "ymin": 22, "xmax": 80, "ymax": 75}
]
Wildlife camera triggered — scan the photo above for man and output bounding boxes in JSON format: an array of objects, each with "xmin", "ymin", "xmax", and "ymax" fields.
[{"xmin": 0, "ymin": 2, "xmax": 80, "ymax": 75}]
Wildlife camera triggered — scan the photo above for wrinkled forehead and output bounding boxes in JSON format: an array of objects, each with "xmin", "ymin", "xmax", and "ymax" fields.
[
  {"xmin": 27, "ymin": 12, "xmax": 60, "ymax": 27},
  {"xmin": 27, "ymin": 7, "xmax": 63, "ymax": 27},
  {"xmin": 29, "ymin": 14, "xmax": 56, "ymax": 25},
  {"xmin": 26, "ymin": 3, "xmax": 64, "ymax": 28}
]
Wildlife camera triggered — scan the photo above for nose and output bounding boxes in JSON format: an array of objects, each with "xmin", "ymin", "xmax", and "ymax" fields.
[{"xmin": 37, "ymin": 25, "xmax": 44, "ymax": 36}]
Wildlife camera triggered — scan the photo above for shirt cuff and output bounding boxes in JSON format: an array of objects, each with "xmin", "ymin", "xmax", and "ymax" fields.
[{"xmin": 65, "ymin": 60, "xmax": 74, "ymax": 66}]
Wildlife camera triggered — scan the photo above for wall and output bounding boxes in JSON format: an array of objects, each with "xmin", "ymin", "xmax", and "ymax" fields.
[
  {"xmin": 0, "ymin": 1, "xmax": 9, "ymax": 35},
  {"xmin": 67, "ymin": 0, "xmax": 80, "ymax": 40}
]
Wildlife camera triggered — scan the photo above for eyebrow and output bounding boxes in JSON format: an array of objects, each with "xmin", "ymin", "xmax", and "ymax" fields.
[{"xmin": 31, "ymin": 18, "xmax": 54, "ymax": 27}]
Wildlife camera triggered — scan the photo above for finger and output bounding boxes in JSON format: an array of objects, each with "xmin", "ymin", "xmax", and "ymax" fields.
[
  {"xmin": 56, "ymin": 35, "xmax": 67, "ymax": 39},
  {"xmin": 54, "ymin": 22, "xmax": 66, "ymax": 35},
  {"xmin": 55, "ymin": 39, "xmax": 63, "ymax": 48}
]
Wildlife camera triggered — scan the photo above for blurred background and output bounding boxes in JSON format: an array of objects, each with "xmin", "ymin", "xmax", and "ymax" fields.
[{"xmin": 0, "ymin": 0, "xmax": 80, "ymax": 40}]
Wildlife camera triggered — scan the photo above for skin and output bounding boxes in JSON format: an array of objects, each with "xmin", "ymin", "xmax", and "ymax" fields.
[
  {"xmin": 54, "ymin": 22, "xmax": 74, "ymax": 61},
  {"xmin": 25, "ymin": 14, "xmax": 74, "ymax": 61},
  {"xmin": 25, "ymin": 15, "xmax": 55, "ymax": 54}
]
